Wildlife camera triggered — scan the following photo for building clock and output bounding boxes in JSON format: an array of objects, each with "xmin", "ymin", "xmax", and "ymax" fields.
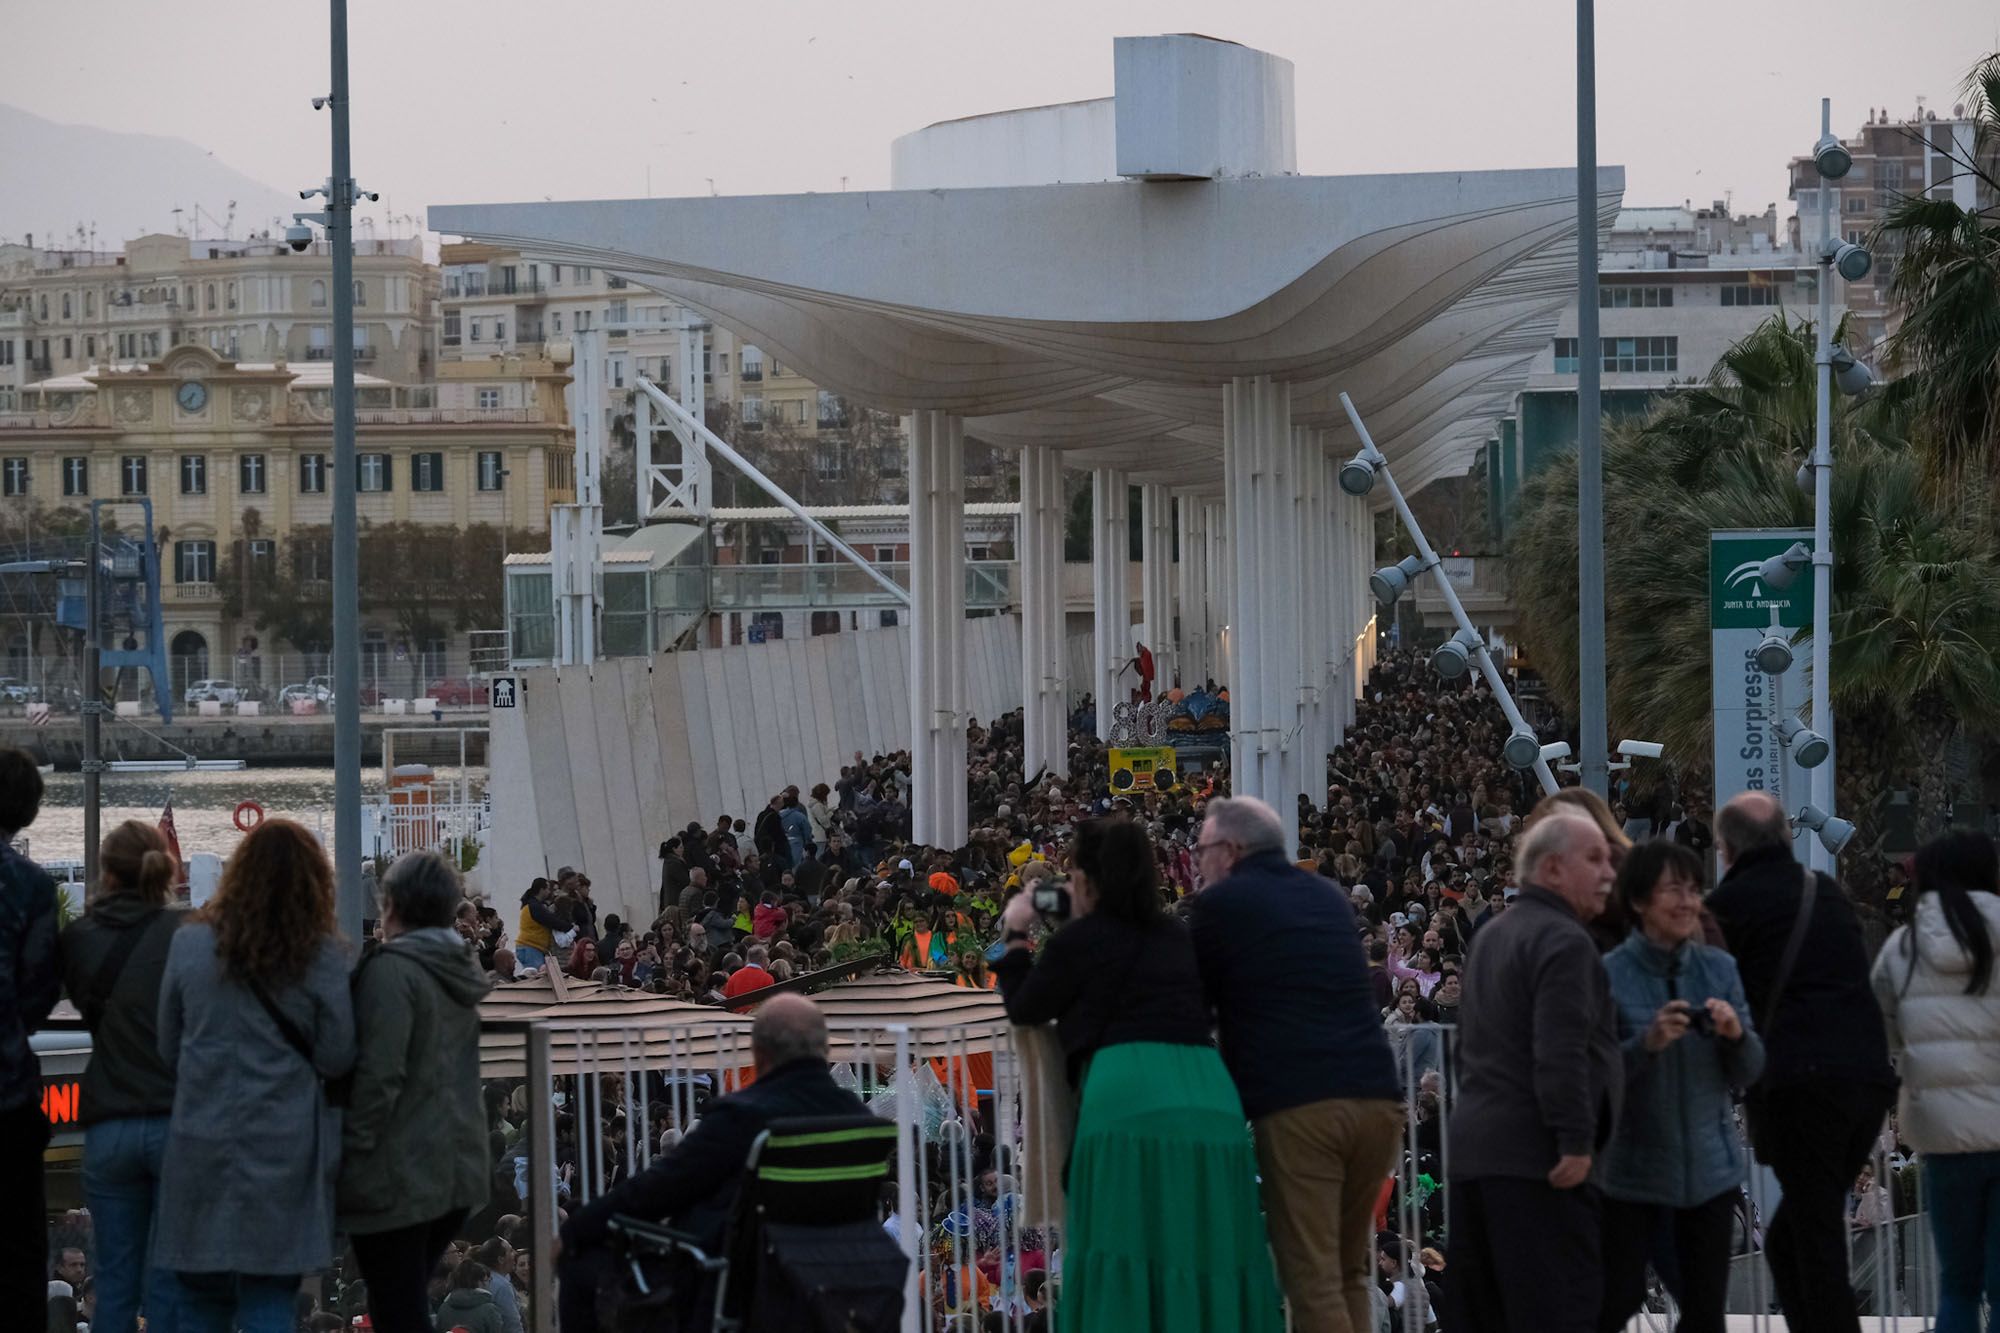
[{"xmin": 176, "ymin": 381, "xmax": 208, "ymax": 413}]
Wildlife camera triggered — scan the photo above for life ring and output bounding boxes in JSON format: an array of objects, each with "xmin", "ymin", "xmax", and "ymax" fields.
[{"xmin": 233, "ymin": 799, "xmax": 265, "ymax": 833}]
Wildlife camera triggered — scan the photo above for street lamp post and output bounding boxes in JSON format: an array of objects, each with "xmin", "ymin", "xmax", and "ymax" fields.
[{"xmin": 1574, "ymin": 0, "xmax": 1609, "ymax": 799}]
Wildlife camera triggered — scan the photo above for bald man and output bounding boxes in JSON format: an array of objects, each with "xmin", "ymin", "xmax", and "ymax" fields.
[
  {"xmin": 557, "ymin": 995, "xmax": 866, "ymax": 1332},
  {"xmin": 1708, "ymin": 791, "xmax": 1893, "ymax": 1333}
]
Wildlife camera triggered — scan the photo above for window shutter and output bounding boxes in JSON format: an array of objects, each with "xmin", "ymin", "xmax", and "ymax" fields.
[{"xmin": 382, "ymin": 454, "xmax": 394, "ymax": 491}]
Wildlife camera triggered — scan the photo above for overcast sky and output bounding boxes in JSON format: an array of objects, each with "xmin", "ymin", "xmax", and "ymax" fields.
[{"xmin": 8, "ymin": 0, "xmax": 1998, "ymax": 238}]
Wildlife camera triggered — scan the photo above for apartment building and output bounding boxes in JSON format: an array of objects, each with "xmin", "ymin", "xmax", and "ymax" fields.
[
  {"xmin": 0, "ymin": 232, "xmax": 437, "ymax": 408},
  {"xmin": 1788, "ymin": 104, "xmax": 1999, "ymax": 350},
  {"xmin": 1486, "ymin": 202, "xmax": 1846, "ymax": 536}
]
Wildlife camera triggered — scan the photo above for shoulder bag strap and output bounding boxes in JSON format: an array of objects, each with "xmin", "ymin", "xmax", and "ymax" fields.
[
  {"xmin": 84, "ymin": 911, "xmax": 166, "ymax": 1011},
  {"xmin": 1760, "ymin": 864, "xmax": 1818, "ymax": 1028},
  {"xmin": 246, "ymin": 975, "xmax": 320, "ymax": 1070}
]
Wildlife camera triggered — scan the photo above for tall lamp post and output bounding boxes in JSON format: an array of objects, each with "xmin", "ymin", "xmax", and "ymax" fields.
[
  {"xmin": 1574, "ymin": 0, "xmax": 1609, "ymax": 799},
  {"xmin": 1800, "ymin": 99, "xmax": 1874, "ymax": 872},
  {"xmin": 289, "ymin": 0, "xmax": 379, "ymax": 937}
]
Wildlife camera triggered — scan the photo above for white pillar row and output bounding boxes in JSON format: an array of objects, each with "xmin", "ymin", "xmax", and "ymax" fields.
[
  {"xmin": 908, "ymin": 410, "xmax": 968, "ymax": 848},
  {"xmin": 1174, "ymin": 491, "xmax": 1210, "ymax": 687},
  {"xmin": 1205, "ymin": 497, "xmax": 1231, "ymax": 689},
  {"xmin": 1139, "ymin": 482, "xmax": 1177, "ymax": 691},
  {"xmin": 1017, "ymin": 445, "xmax": 1068, "ymax": 783},
  {"xmin": 1330, "ymin": 464, "xmax": 1357, "ymax": 741},
  {"xmin": 1090, "ymin": 466, "xmax": 1130, "ymax": 742},
  {"xmin": 1292, "ymin": 427, "xmax": 1332, "ymax": 804},
  {"xmin": 1222, "ymin": 375, "xmax": 1300, "ymax": 855}
]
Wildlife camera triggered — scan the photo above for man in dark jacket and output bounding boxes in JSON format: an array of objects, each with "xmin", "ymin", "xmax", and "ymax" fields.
[
  {"xmin": 1447, "ymin": 808, "xmax": 1621, "ymax": 1333},
  {"xmin": 557, "ymin": 995, "xmax": 866, "ymax": 1332},
  {"xmin": 1707, "ymin": 791, "xmax": 1895, "ymax": 1333},
  {"xmin": 0, "ymin": 748, "xmax": 57, "ymax": 1314},
  {"xmin": 657, "ymin": 837, "xmax": 689, "ymax": 918},
  {"xmin": 1189, "ymin": 796, "xmax": 1404, "ymax": 1333}
]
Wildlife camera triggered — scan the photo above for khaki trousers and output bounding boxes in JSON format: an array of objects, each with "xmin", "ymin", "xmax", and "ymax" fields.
[{"xmin": 1253, "ymin": 1096, "xmax": 1406, "ymax": 1333}]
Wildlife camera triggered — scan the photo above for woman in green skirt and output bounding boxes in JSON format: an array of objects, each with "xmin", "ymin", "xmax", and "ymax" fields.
[{"xmin": 994, "ymin": 818, "xmax": 1283, "ymax": 1332}]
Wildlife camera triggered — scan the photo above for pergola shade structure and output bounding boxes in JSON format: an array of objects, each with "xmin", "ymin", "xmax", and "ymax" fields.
[{"xmin": 433, "ymin": 34, "xmax": 1622, "ymax": 850}]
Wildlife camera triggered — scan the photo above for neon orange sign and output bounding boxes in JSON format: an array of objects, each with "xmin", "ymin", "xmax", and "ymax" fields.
[{"xmin": 41, "ymin": 1080, "xmax": 81, "ymax": 1126}]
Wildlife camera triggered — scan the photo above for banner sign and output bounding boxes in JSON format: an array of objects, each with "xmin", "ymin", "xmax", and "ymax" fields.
[{"xmin": 1710, "ymin": 528, "xmax": 1818, "ymax": 850}]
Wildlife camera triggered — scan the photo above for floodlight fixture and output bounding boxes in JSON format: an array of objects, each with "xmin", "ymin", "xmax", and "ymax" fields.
[
  {"xmin": 1754, "ymin": 631, "xmax": 1795, "ymax": 676},
  {"xmin": 1339, "ymin": 449, "xmax": 1382, "ymax": 497},
  {"xmin": 1370, "ymin": 555, "xmax": 1423, "ymax": 608},
  {"xmin": 1757, "ymin": 542, "xmax": 1811, "ymax": 592},
  {"xmin": 1430, "ymin": 628, "xmax": 1481, "ymax": 680},
  {"xmin": 1812, "ymin": 131, "xmax": 1853, "ymax": 180},
  {"xmin": 1796, "ymin": 460, "xmax": 1815, "ymax": 495},
  {"xmin": 1776, "ymin": 716, "xmax": 1830, "ymax": 768},
  {"xmin": 1539, "ymin": 741, "xmax": 1573, "ymax": 764},
  {"xmin": 1502, "ymin": 727, "xmax": 1545, "ymax": 771},
  {"xmin": 1829, "ymin": 344, "xmax": 1874, "ymax": 396},
  {"xmin": 1824, "ymin": 239, "xmax": 1872, "ymax": 282},
  {"xmin": 1794, "ymin": 803, "xmax": 1856, "ymax": 855}
]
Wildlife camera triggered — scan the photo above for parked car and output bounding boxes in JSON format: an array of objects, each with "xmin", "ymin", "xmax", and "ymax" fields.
[
  {"xmin": 184, "ymin": 679, "xmax": 243, "ymax": 707},
  {"xmin": 278, "ymin": 681, "xmax": 332, "ymax": 708},
  {"xmin": 426, "ymin": 677, "xmax": 492, "ymax": 707},
  {"xmin": 0, "ymin": 678, "xmax": 33, "ymax": 705}
]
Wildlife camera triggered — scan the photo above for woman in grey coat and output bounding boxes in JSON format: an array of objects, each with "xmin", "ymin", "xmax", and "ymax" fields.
[
  {"xmin": 155, "ymin": 818, "xmax": 356, "ymax": 1333},
  {"xmin": 340, "ymin": 851, "xmax": 494, "ymax": 1332},
  {"xmin": 1597, "ymin": 839, "xmax": 1764, "ymax": 1333}
]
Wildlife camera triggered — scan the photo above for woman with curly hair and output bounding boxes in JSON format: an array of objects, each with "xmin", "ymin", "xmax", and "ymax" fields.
[{"xmin": 154, "ymin": 819, "xmax": 355, "ymax": 1332}]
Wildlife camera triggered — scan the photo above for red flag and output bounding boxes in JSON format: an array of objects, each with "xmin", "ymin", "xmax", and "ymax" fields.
[{"xmin": 158, "ymin": 800, "xmax": 188, "ymax": 892}]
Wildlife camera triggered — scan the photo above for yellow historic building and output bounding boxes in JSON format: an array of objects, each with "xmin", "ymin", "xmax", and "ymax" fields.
[{"xmin": 0, "ymin": 344, "xmax": 573, "ymax": 684}]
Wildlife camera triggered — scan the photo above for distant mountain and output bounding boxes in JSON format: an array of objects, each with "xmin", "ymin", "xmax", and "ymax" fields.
[{"xmin": 0, "ymin": 103, "xmax": 301, "ymax": 249}]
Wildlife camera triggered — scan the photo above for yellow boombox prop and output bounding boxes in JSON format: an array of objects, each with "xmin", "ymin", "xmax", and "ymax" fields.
[{"xmin": 1108, "ymin": 747, "xmax": 1179, "ymax": 794}]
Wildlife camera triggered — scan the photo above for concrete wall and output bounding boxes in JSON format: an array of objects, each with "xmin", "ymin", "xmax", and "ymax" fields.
[
  {"xmin": 486, "ymin": 616, "xmax": 1024, "ymax": 926},
  {"xmin": 890, "ymin": 99, "xmax": 1117, "ymax": 190}
]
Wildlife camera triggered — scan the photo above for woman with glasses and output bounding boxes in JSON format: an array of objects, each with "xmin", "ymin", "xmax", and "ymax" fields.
[{"xmin": 1595, "ymin": 839, "xmax": 1763, "ymax": 1333}]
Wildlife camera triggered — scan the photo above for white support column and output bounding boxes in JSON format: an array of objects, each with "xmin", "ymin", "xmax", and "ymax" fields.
[
  {"xmin": 1222, "ymin": 375, "xmax": 1300, "ymax": 854},
  {"xmin": 1018, "ymin": 446, "xmax": 1068, "ymax": 783},
  {"xmin": 909, "ymin": 410, "xmax": 968, "ymax": 848},
  {"xmin": 1292, "ymin": 427, "xmax": 1328, "ymax": 804},
  {"xmin": 1139, "ymin": 482, "xmax": 1176, "ymax": 691},
  {"xmin": 1175, "ymin": 492, "xmax": 1210, "ymax": 688},
  {"xmin": 1090, "ymin": 466, "xmax": 1130, "ymax": 742},
  {"xmin": 1205, "ymin": 497, "xmax": 1231, "ymax": 689}
]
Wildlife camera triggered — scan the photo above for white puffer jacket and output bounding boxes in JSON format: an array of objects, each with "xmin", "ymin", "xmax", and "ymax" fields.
[{"xmin": 1871, "ymin": 893, "xmax": 2000, "ymax": 1154}]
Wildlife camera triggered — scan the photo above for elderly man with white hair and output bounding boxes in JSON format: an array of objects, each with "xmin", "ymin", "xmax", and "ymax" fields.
[
  {"xmin": 1445, "ymin": 806, "xmax": 1621, "ymax": 1333},
  {"xmin": 1188, "ymin": 795, "xmax": 1404, "ymax": 1333}
]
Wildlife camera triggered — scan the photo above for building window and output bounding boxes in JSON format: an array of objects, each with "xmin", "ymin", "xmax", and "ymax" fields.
[
  {"xmin": 1, "ymin": 458, "xmax": 27, "ymax": 496},
  {"xmin": 84, "ymin": 336, "xmax": 95, "ymax": 358},
  {"xmin": 493, "ymin": 319, "xmax": 506, "ymax": 342},
  {"xmin": 61, "ymin": 294, "xmax": 71, "ymax": 319},
  {"xmin": 84, "ymin": 292, "xmax": 94, "ymax": 317},
  {"xmin": 308, "ymin": 326, "xmax": 330, "ymax": 360},
  {"xmin": 353, "ymin": 280, "xmax": 366, "ymax": 307},
  {"xmin": 239, "ymin": 454, "xmax": 266, "ymax": 494},
  {"xmin": 179, "ymin": 455, "xmax": 207, "ymax": 495},
  {"xmin": 610, "ymin": 356, "xmax": 625, "ymax": 389},
  {"xmin": 478, "ymin": 451, "xmax": 505, "ymax": 491},
  {"xmin": 310, "ymin": 279, "xmax": 327, "ymax": 308},
  {"xmin": 1599, "ymin": 286, "xmax": 1672, "ymax": 308},
  {"xmin": 411, "ymin": 452, "xmax": 444, "ymax": 492},
  {"xmin": 358, "ymin": 453, "xmax": 392, "ymax": 492},
  {"xmin": 874, "ymin": 546, "xmax": 897, "ymax": 563},
  {"xmin": 1553, "ymin": 338, "xmax": 1579, "ymax": 373},
  {"xmin": 0, "ymin": 341, "xmax": 12, "ymax": 368},
  {"xmin": 476, "ymin": 387, "xmax": 501, "ymax": 410},
  {"xmin": 815, "ymin": 443, "xmax": 842, "ymax": 480},
  {"xmin": 225, "ymin": 281, "xmax": 238, "ymax": 310},
  {"xmin": 470, "ymin": 320, "xmax": 483, "ymax": 343},
  {"xmin": 1846, "ymin": 196, "xmax": 1869, "ymax": 213},
  {"xmin": 740, "ymin": 395, "xmax": 763, "ymax": 428},
  {"xmin": 442, "ymin": 312, "xmax": 461, "ymax": 345},
  {"xmin": 174, "ymin": 540, "xmax": 215, "ymax": 584},
  {"xmin": 299, "ymin": 453, "xmax": 327, "ymax": 494},
  {"xmin": 740, "ymin": 344, "xmax": 763, "ymax": 380},
  {"xmin": 62, "ymin": 457, "xmax": 88, "ymax": 497},
  {"xmin": 246, "ymin": 538, "xmax": 275, "ymax": 577},
  {"xmin": 205, "ymin": 283, "xmax": 216, "ymax": 311},
  {"xmin": 1602, "ymin": 336, "xmax": 1678, "ymax": 374},
  {"xmin": 1720, "ymin": 284, "xmax": 1780, "ymax": 307},
  {"xmin": 121, "ymin": 456, "xmax": 148, "ymax": 495}
]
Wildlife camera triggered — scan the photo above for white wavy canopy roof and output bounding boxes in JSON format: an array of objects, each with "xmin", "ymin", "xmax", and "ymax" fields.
[{"xmin": 431, "ymin": 164, "xmax": 1622, "ymax": 493}]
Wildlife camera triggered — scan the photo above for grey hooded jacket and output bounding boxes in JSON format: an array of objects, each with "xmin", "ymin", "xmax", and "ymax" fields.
[{"xmin": 337, "ymin": 926, "xmax": 494, "ymax": 1234}]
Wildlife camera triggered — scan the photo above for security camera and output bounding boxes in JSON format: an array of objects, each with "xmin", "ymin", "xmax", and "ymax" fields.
[
  {"xmin": 284, "ymin": 223, "xmax": 315, "ymax": 253},
  {"xmin": 1616, "ymin": 740, "xmax": 1665, "ymax": 760},
  {"xmin": 311, "ymin": 96, "xmax": 328, "ymax": 111}
]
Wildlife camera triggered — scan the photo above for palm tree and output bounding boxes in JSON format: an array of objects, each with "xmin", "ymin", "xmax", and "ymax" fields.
[
  {"xmin": 1505, "ymin": 315, "xmax": 2000, "ymax": 874},
  {"xmin": 1873, "ymin": 52, "xmax": 2000, "ymax": 485}
]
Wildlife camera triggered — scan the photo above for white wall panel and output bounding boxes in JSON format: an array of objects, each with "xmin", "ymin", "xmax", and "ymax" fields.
[
  {"xmin": 699, "ymin": 649, "xmax": 743, "ymax": 824},
  {"xmin": 483, "ymin": 669, "xmax": 544, "ymax": 904},
  {"xmin": 653, "ymin": 655, "xmax": 699, "ymax": 836},
  {"xmin": 523, "ymin": 666, "xmax": 582, "ymax": 880},
  {"xmin": 592, "ymin": 659, "xmax": 652, "ymax": 926},
  {"xmin": 677, "ymin": 651, "xmax": 722, "ymax": 828},
  {"xmin": 558, "ymin": 668, "xmax": 616, "ymax": 884}
]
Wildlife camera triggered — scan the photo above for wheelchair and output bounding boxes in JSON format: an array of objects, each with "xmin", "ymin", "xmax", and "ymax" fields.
[{"xmin": 605, "ymin": 1113, "xmax": 909, "ymax": 1333}]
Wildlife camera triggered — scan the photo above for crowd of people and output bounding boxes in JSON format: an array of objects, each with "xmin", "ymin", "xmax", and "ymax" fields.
[{"xmin": 0, "ymin": 644, "xmax": 1995, "ymax": 1333}]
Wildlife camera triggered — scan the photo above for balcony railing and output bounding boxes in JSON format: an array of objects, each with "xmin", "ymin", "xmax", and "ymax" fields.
[
  {"xmin": 168, "ymin": 581, "xmax": 218, "ymax": 601},
  {"xmin": 304, "ymin": 347, "xmax": 332, "ymax": 361},
  {"xmin": 739, "ymin": 367, "xmax": 763, "ymax": 382}
]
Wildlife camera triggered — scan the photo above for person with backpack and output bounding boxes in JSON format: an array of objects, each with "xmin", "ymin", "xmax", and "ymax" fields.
[
  {"xmin": 340, "ymin": 852, "xmax": 495, "ymax": 1333},
  {"xmin": 155, "ymin": 818, "xmax": 356, "ymax": 1332},
  {"xmin": 1871, "ymin": 830, "xmax": 2000, "ymax": 1333},
  {"xmin": 59, "ymin": 820, "xmax": 186, "ymax": 1333},
  {"xmin": 433, "ymin": 1259, "xmax": 504, "ymax": 1333}
]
